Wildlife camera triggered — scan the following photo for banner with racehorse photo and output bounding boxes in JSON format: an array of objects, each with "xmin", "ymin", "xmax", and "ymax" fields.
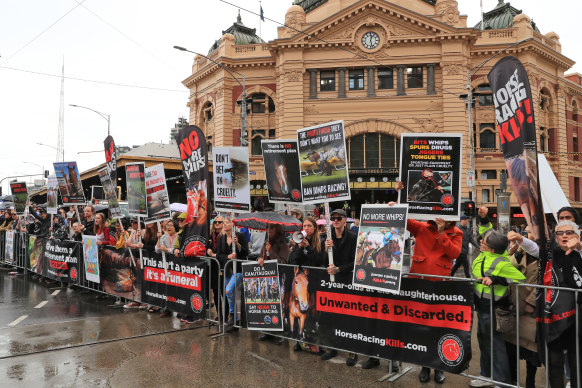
[
  {"xmin": 297, "ymin": 120, "xmax": 350, "ymax": 204},
  {"xmin": 174, "ymin": 125, "xmax": 209, "ymax": 257},
  {"xmin": 46, "ymin": 175, "xmax": 59, "ymax": 215},
  {"xmin": 277, "ymin": 265, "xmax": 473, "ymax": 373},
  {"xmin": 213, "ymin": 146, "xmax": 251, "ymax": 212},
  {"xmin": 53, "ymin": 162, "xmax": 86, "ymax": 204},
  {"xmin": 141, "ymin": 252, "xmax": 208, "ymax": 318},
  {"xmin": 144, "ymin": 164, "xmax": 171, "ymax": 224},
  {"xmin": 353, "ymin": 204, "xmax": 408, "ymax": 294},
  {"xmin": 42, "ymin": 239, "xmax": 81, "ymax": 284},
  {"xmin": 104, "ymin": 135, "xmax": 118, "ymax": 184},
  {"xmin": 28, "ymin": 235, "xmax": 44, "ymax": 274},
  {"xmin": 125, "ymin": 163, "xmax": 147, "ymax": 217},
  {"xmin": 242, "ymin": 260, "xmax": 283, "ymax": 331},
  {"xmin": 99, "ymin": 246, "xmax": 142, "ymax": 302},
  {"xmin": 10, "ymin": 182, "xmax": 28, "ymax": 215},
  {"xmin": 398, "ymin": 133, "xmax": 462, "ymax": 221},
  {"xmin": 261, "ymin": 140, "xmax": 302, "ymax": 204},
  {"xmin": 4, "ymin": 230, "xmax": 14, "ymax": 265}
]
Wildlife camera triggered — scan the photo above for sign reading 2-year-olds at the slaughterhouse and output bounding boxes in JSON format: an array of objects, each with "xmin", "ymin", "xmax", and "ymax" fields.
[
  {"xmin": 399, "ymin": 133, "xmax": 462, "ymax": 221},
  {"xmin": 297, "ymin": 120, "xmax": 351, "ymax": 204}
]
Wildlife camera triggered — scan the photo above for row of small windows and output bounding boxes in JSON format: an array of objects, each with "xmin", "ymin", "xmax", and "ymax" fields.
[{"xmin": 319, "ymin": 67, "xmax": 423, "ymax": 92}]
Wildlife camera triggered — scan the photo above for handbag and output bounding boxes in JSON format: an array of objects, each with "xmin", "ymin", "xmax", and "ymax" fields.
[{"xmin": 495, "ymin": 305, "xmax": 516, "ymax": 334}]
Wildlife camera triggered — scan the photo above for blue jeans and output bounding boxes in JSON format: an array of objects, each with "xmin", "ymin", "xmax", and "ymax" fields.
[
  {"xmin": 226, "ymin": 273, "xmax": 242, "ymax": 315},
  {"xmin": 476, "ymin": 302, "xmax": 511, "ymax": 383}
]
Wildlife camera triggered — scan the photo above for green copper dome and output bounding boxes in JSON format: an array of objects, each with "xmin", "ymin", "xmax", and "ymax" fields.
[
  {"xmin": 475, "ymin": 0, "xmax": 539, "ymax": 32},
  {"xmin": 209, "ymin": 11, "xmax": 266, "ymax": 54},
  {"xmin": 293, "ymin": 0, "xmax": 435, "ymax": 13}
]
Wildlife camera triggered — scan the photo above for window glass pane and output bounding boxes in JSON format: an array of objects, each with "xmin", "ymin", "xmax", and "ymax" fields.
[
  {"xmin": 349, "ymin": 135, "xmax": 364, "ymax": 167},
  {"xmin": 365, "ymin": 134, "xmax": 379, "ymax": 168},
  {"xmin": 268, "ymin": 97, "xmax": 275, "ymax": 113},
  {"xmin": 320, "ymin": 71, "xmax": 335, "ymax": 91},
  {"xmin": 251, "ymin": 130, "xmax": 266, "ymax": 156},
  {"xmin": 349, "ymin": 70, "xmax": 364, "ymax": 90},
  {"xmin": 380, "ymin": 134, "xmax": 395, "ymax": 167},
  {"xmin": 480, "ymin": 170, "xmax": 497, "ymax": 180},
  {"xmin": 378, "ymin": 68, "xmax": 393, "ymax": 90},
  {"xmin": 407, "ymin": 66, "xmax": 423, "ymax": 88},
  {"xmin": 482, "ymin": 189, "xmax": 490, "ymax": 203},
  {"xmin": 478, "ymin": 95, "xmax": 494, "ymax": 106},
  {"xmin": 480, "ymin": 130, "xmax": 496, "ymax": 149}
]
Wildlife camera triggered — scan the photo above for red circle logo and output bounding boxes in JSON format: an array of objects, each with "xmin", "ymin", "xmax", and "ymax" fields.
[
  {"xmin": 441, "ymin": 339, "xmax": 460, "ymax": 361},
  {"xmin": 438, "ymin": 335, "xmax": 464, "ymax": 367},
  {"xmin": 356, "ymin": 269, "xmax": 366, "ymax": 281},
  {"xmin": 70, "ymin": 267, "xmax": 78, "ymax": 281},
  {"xmin": 292, "ymin": 189, "xmax": 301, "ymax": 200},
  {"xmin": 272, "ymin": 316, "xmax": 279, "ymax": 324},
  {"xmin": 190, "ymin": 294, "xmax": 203, "ymax": 313},
  {"xmin": 441, "ymin": 195, "xmax": 453, "ymax": 206}
]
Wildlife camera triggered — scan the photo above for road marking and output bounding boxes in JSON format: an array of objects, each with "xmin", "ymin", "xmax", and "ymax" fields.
[
  {"xmin": 51, "ymin": 290, "xmax": 60, "ymax": 296},
  {"xmin": 8, "ymin": 315, "xmax": 28, "ymax": 327},
  {"xmin": 34, "ymin": 301, "xmax": 48, "ymax": 309},
  {"xmin": 247, "ymin": 351, "xmax": 281, "ymax": 369}
]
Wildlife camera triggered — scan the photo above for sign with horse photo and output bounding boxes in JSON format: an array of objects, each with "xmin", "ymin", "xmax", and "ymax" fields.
[
  {"xmin": 398, "ymin": 133, "xmax": 462, "ymax": 221},
  {"xmin": 261, "ymin": 139, "xmax": 302, "ymax": 204},
  {"xmin": 277, "ymin": 264, "xmax": 473, "ymax": 373},
  {"xmin": 242, "ymin": 260, "xmax": 283, "ymax": 331},
  {"xmin": 297, "ymin": 120, "xmax": 350, "ymax": 204},
  {"xmin": 353, "ymin": 204, "xmax": 408, "ymax": 294}
]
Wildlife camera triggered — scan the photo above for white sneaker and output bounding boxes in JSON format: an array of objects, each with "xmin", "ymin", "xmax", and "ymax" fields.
[
  {"xmin": 566, "ymin": 382, "xmax": 571, "ymax": 388},
  {"xmin": 469, "ymin": 377, "xmax": 493, "ymax": 387}
]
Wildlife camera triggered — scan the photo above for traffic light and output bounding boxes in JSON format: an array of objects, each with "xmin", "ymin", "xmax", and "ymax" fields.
[
  {"xmin": 44, "ymin": 170, "xmax": 49, "ymax": 178},
  {"xmin": 463, "ymin": 201, "xmax": 476, "ymax": 217}
]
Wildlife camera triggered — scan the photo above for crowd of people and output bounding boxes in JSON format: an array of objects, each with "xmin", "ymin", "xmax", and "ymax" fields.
[{"xmin": 3, "ymin": 196, "xmax": 582, "ymax": 387}]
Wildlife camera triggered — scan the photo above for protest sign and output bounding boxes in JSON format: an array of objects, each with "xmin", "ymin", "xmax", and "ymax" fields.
[
  {"xmin": 4, "ymin": 230, "xmax": 14, "ymax": 264},
  {"xmin": 242, "ymin": 260, "xmax": 283, "ymax": 331},
  {"xmin": 10, "ymin": 182, "xmax": 28, "ymax": 215},
  {"xmin": 125, "ymin": 163, "xmax": 147, "ymax": 217},
  {"xmin": 99, "ymin": 246, "xmax": 142, "ymax": 301},
  {"xmin": 98, "ymin": 167, "xmax": 123, "ymax": 218},
  {"xmin": 144, "ymin": 164, "xmax": 171, "ymax": 224},
  {"xmin": 28, "ymin": 235, "xmax": 44, "ymax": 274},
  {"xmin": 175, "ymin": 125, "xmax": 209, "ymax": 257},
  {"xmin": 46, "ymin": 175, "xmax": 59, "ymax": 214},
  {"xmin": 261, "ymin": 140, "xmax": 302, "ymax": 203},
  {"xmin": 353, "ymin": 204, "xmax": 408, "ymax": 294},
  {"xmin": 213, "ymin": 146, "xmax": 250, "ymax": 212},
  {"xmin": 82, "ymin": 236, "xmax": 100, "ymax": 283},
  {"xmin": 54, "ymin": 162, "xmax": 85, "ymax": 204},
  {"xmin": 42, "ymin": 239, "xmax": 81, "ymax": 284},
  {"xmin": 297, "ymin": 121, "xmax": 350, "ymax": 204},
  {"xmin": 104, "ymin": 135, "xmax": 118, "ymax": 183},
  {"xmin": 399, "ymin": 133, "xmax": 462, "ymax": 220}
]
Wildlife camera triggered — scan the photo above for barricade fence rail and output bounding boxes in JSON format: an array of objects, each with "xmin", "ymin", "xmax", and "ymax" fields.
[{"xmin": 1, "ymin": 230, "xmax": 581, "ymax": 387}]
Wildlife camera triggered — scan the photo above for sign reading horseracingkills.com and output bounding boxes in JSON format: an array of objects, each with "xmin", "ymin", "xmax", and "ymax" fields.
[
  {"xmin": 297, "ymin": 120, "xmax": 350, "ymax": 204},
  {"xmin": 398, "ymin": 133, "xmax": 462, "ymax": 221}
]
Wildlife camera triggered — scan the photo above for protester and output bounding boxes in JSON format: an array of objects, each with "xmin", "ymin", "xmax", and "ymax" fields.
[
  {"xmin": 82, "ymin": 205, "xmax": 96, "ymax": 236},
  {"xmin": 125, "ymin": 219, "xmax": 143, "ymax": 250},
  {"xmin": 207, "ymin": 216, "xmax": 224, "ymax": 258},
  {"xmin": 28, "ymin": 205, "xmax": 51, "ymax": 237},
  {"xmin": 290, "ymin": 208, "xmax": 304, "ymax": 223},
  {"xmin": 248, "ymin": 228, "xmax": 266, "ymax": 261},
  {"xmin": 71, "ymin": 222, "xmax": 83, "ymax": 242},
  {"xmin": 350, "ymin": 218, "xmax": 359, "ymax": 234},
  {"xmin": 450, "ymin": 215, "xmax": 479, "ymax": 278},
  {"xmin": 156, "ymin": 220, "xmax": 179, "ymax": 255},
  {"xmin": 93, "ymin": 213, "xmax": 116, "ymax": 246},
  {"xmin": 51, "ymin": 214, "xmax": 69, "ymax": 240},
  {"xmin": 470, "ymin": 206, "xmax": 525, "ymax": 387},
  {"xmin": 215, "ymin": 218, "xmax": 248, "ymax": 328},
  {"xmin": 320, "ymin": 208, "xmax": 359, "ymax": 366},
  {"xmin": 113, "ymin": 219, "xmax": 130, "ymax": 250},
  {"xmin": 289, "ymin": 216, "xmax": 324, "ymax": 268},
  {"xmin": 0, "ymin": 211, "xmax": 13, "ymax": 231},
  {"xmin": 556, "ymin": 206, "xmax": 582, "ymax": 225},
  {"xmin": 140, "ymin": 223, "xmax": 159, "ymax": 252},
  {"xmin": 505, "ymin": 227, "xmax": 540, "ymax": 388}
]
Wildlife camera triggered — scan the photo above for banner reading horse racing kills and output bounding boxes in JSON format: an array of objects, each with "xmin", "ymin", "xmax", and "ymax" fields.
[{"xmin": 278, "ymin": 265, "xmax": 472, "ymax": 373}]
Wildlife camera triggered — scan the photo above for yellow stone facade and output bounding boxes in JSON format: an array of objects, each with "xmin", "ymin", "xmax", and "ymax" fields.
[{"xmin": 182, "ymin": 0, "xmax": 582, "ymax": 217}]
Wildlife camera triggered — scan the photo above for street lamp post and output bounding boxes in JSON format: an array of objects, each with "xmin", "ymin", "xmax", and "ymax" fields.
[
  {"xmin": 69, "ymin": 104, "xmax": 111, "ymax": 136},
  {"xmin": 174, "ymin": 45, "xmax": 248, "ymax": 146}
]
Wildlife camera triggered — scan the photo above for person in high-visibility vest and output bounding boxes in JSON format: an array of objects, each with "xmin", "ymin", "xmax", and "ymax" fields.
[{"xmin": 470, "ymin": 206, "xmax": 525, "ymax": 387}]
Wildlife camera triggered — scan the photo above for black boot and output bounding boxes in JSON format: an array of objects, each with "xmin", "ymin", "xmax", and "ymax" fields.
[
  {"xmin": 419, "ymin": 367, "xmax": 430, "ymax": 383},
  {"xmin": 434, "ymin": 370, "xmax": 445, "ymax": 384}
]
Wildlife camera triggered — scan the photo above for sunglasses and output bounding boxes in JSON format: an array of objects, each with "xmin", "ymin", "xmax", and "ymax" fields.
[
  {"xmin": 214, "ymin": 221, "xmax": 223, "ymax": 225},
  {"xmin": 330, "ymin": 216, "xmax": 344, "ymax": 221},
  {"xmin": 555, "ymin": 230, "xmax": 576, "ymax": 236}
]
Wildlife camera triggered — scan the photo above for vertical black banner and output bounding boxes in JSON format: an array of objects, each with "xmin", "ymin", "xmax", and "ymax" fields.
[
  {"xmin": 242, "ymin": 260, "xmax": 283, "ymax": 331},
  {"xmin": 175, "ymin": 125, "xmax": 209, "ymax": 257},
  {"xmin": 399, "ymin": 133, "xmax": 462, "ymax": 220},
  {"xmin": 261, "ymin": 140, "xmax": 302, "ymax": 203},
  {"xmin": 104, "ymin": 135, "xmax": 117, "ymax": 184}
]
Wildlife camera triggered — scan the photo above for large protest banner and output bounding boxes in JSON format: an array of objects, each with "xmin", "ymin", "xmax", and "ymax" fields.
[
  {"xmin": 46, "ymin": 175, "xmax": 59, "ymax": 214},
  {"xmin": 99, "ymin": 246, "xmax": 142, "ymax": 301},
  {"xmin": 399, "ymin": 133, "xmax": 462, "ymax": 221},
  {"xmin": 278, "ymin": 265, "xmax": 473, "ymax": 373},
  {"xmin": 4, "ymin": 230, "xmax": 14, "ymax": 264},
  {"xmin": 144, "ymin": 164, "xmax": 171, "ymax": 224},
  {"xmin": 141, "ymin": 253, "xmax": 208, "ymax": 318},
  {"xmin": 213, "ymin": 146, "xmax": 251, "ymax": 212},
  {"xmin": 242, "ymin": 260, "xmax": 283, "ymax": 331},
  {"xmin": 353, "ymin": 205, "xmax": 408, "ymax": 294},
  {"xmin": 175, "ymin": 125, "xmax": 209, "ymax": 257},
  {"xmin": 125, "ymin": 163, "xmax": 147, "ymax": 217},
  {"xmin": 261, "ymin": 140, "xmax": 302, "ymax": 204},
  {"xmin": 54, "ymin": 162, "xmax": 85, "ymax": 204},
  {"xmin": 10, "ymin": 182, "xmax": 28, "ymax": 215},
  {"xmin": 82, "ymin": 236, "xmax": 100, "ymax": 283},
  {"xmin": 42, "ymin": 239, "xmax": 81, "ymax": 284},
  {"xmin": 98, "ymin": 167, "xmax": 123, "ymax": 218},
  {"xmin": 104, "ymin": 135, "xmax": 118, "ymax": 183},
  {"xmin": 297, "ymin": 121, "xmax": 350, "ymax": 204}
]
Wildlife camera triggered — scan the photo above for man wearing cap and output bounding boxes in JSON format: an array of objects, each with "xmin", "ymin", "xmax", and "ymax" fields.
[
  {"xmin": 290, "ymin": 207, "xmax": 304, "ymax": 223},
  {"xmin": 320, "ymin": 208, "xmax": 358, "ymax": 366},
  {"xmin": 450, "ymin": 215, "xmax": 479, "ymax": 278},
  {"xmin": 28, "ymin": 205, "xmax": 51, "ymax": 237}
]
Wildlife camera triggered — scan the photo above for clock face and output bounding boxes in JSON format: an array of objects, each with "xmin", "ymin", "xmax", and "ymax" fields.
[{"xmin": 361, "ymin": 31, "xmax": 380, "ymax": 50}]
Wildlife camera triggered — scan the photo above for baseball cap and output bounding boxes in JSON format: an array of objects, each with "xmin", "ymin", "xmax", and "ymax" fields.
[
  {"xmin": 460, "ymin": 215, "xmax": 469, "ymax": 220},
  {"xmin": 330, "ymin": 209, "xmax": 347, "ymax": 218},
  {"xmin": 290, "ymin": 207, "xmax": 304, "ymax": 218}
]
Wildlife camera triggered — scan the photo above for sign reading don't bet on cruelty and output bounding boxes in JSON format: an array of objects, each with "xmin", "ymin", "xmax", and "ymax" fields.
[
  {"xmin": 398, "ymin": 133, "xmax": 462, "ymax": 221},
  {"xmin": 297, "ymin": 120, "xmax": 350, "ymax": 204},
  {"xmin": 213, "ymin": 146, "xmax": 250, "ymax": 212}
]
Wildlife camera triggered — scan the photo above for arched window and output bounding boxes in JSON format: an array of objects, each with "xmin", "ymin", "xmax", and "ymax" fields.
[
  {"xmin": 479, "ymin": 123, "xmax": 496, "ymax": 149},
  {"xmin": 248, "ymin": 93, "xmax": 275, "ymax": 114},
  {"xmin": 202, "ymin": 102, "xmax": 213, "ymax": 122},
  {"xmin": 348, "ymin": 134, "xmax": 400, "ymax": 168},
  {"xmin": 573, "ymin": 100, "xmax": 579, "ymax": 123},
  {"xmin": 251, "ymin": 129, "xmax": 276, "ymax": 156},
  {"xmin": 539, "ymin": 89, "xmax": 552, "ymax": 112}
]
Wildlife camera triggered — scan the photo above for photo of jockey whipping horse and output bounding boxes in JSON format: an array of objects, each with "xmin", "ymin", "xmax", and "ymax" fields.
[{"xmin": 355, "ymin": 227, "xmax": 405, "ymax": 270}]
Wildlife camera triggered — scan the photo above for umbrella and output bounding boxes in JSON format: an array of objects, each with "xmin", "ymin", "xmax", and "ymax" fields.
[
  {"xmin": 233, "ymin": 211, "xmax": 302, "ymax": 232},
  {"xmin": 170, "ymin": 202, "xmax": 187, "ymax": 213}
]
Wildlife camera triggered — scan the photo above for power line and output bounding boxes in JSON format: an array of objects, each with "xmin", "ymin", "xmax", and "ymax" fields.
[{"xmin": 0, "ymin": 65, "xmax": 187, "ymax": 93}]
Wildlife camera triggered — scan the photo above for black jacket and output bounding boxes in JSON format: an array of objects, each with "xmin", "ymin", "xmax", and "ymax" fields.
[
  {"xmin": 216, "ymin": 232, "xmax": 248, "ymax": 276},
  {"xmin": 458, "ymin": 223, "xmax": 479, "ymax": 256},
  {"xmin": 289, "ymin": 236, "xmax": 325, "ymax": 267},
  {"xmin": 329, "ymin": 227, "xmax": 357, "ymax": 283},
  {"xmin": 29, "ymin": 207, "xmax": 51, "ymax": 237},
  {"xmin": 82, "ymin": 218, "xmax": 95, "ymax": 236}
]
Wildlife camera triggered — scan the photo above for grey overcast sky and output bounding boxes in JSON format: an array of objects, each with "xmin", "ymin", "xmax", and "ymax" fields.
[{"xmin": 0, "ymin": 0, "xmax": 579, "ymax": 195}]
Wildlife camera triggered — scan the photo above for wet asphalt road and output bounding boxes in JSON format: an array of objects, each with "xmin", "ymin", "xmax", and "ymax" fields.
[{"xmin": 0, "ymin": 266, "xmax": 547, "ymax": 388}]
